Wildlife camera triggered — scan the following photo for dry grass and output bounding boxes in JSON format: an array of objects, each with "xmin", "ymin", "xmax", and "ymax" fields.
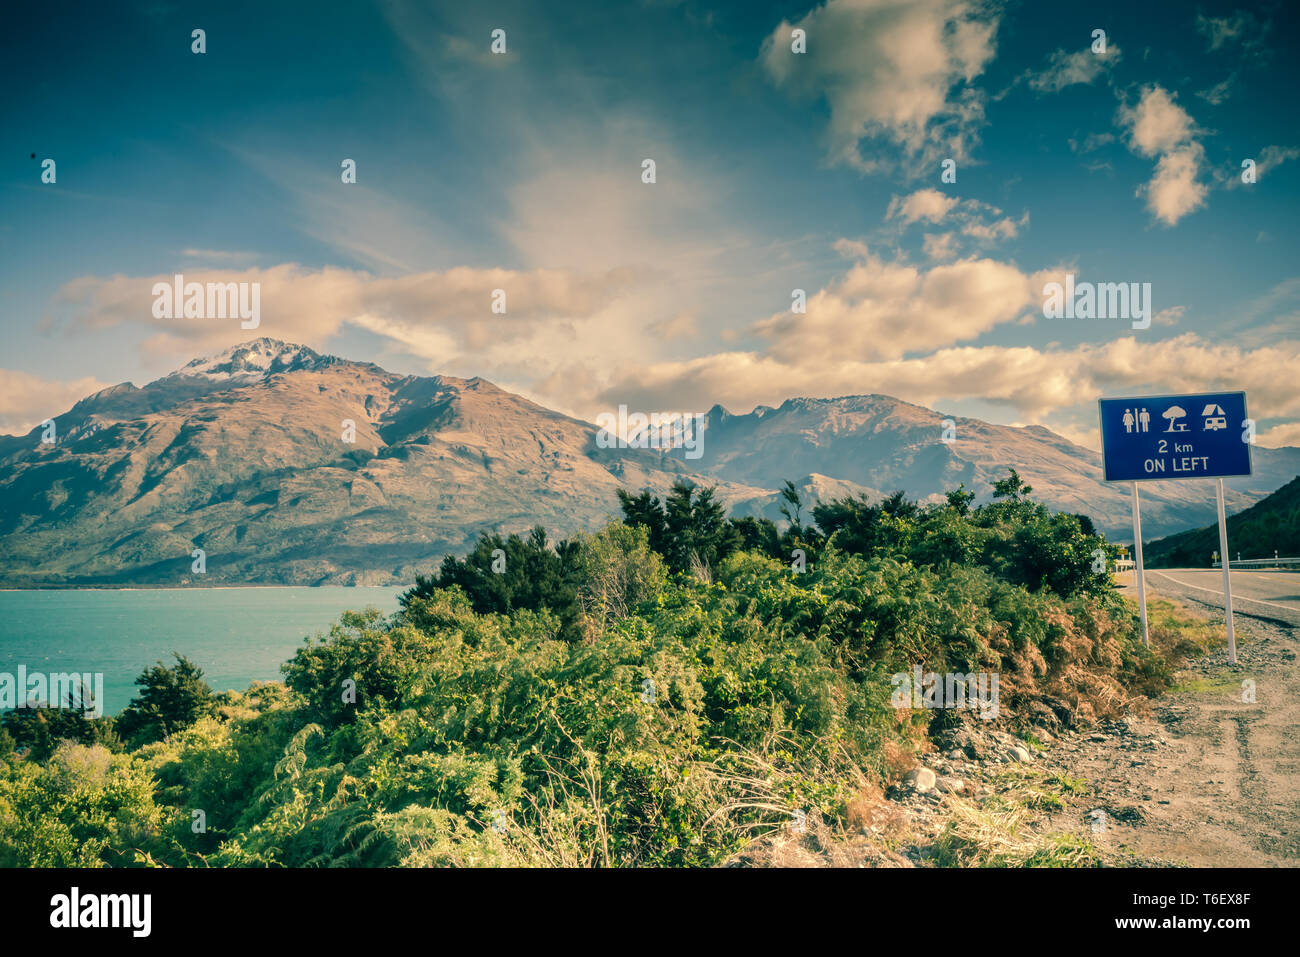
[
  {"xmin": 726, "ymin": 807, "xmax": 912, "ymax": 868},
  {"xmin": 1145, "ymin": 595, "xmax": 1226, "ymax": 662},
  {"xmin": 930, "ymin": 798, "xmax": 1102, "ymax": 867},
  {"xmin": 702, "ymin": 733, "xmax": 914, "ymax": 867},
  {"xmin": 844, "ymin": 782, "xmax": 907, "ymax": 835}
]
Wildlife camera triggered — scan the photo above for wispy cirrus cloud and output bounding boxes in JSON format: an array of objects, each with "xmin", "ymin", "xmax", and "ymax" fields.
[
  {"xmin": 1222, "ymin": 144, "xmax": 1300, "ymax": 189},
  {"xmin": 1011, "ymin": 41, "xmax": 1122, "ymax": 96},
  {"xmin": 1196, "ymin": 10, "xmax": 1271, "ymax": 57},
  {"xmin": 1196, "ymin": 74, "xmax": 1237, "ymax": 105}
]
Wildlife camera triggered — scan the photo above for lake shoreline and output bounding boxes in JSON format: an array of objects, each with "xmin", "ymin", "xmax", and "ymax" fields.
[
  {"xmin": 0, "ymin": 584, "xmax": 403, "ymax": 591},
  {"xmin": 0, "ymin": 586, "xmax": 406, "ymax": 715}
]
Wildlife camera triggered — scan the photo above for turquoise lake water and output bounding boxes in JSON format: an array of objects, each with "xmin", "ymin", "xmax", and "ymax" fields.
[{"xmin": 0, "ymin": 587, "xmax": 405, "ymax": 715}]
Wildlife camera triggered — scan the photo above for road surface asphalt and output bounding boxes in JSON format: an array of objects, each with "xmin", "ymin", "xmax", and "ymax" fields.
[{"xmin": 1128, "ymin": 567, "xmax": 1300, "ymax": 627}]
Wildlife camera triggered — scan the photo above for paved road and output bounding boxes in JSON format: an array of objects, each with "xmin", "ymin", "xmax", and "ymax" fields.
[{"xmin": 1132, "ymin": 568, "xmax": 1300, "ymax": 627}]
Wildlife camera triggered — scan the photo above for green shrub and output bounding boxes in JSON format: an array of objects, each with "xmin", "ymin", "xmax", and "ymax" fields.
[{"xmin": 2, "ymin": 472, "xmax": 1155, "ymax": 868}]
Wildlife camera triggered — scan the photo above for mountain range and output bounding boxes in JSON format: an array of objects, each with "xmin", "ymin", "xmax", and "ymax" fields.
[{"xmin": 2, "ymin": 338, "xmax": 1296, "ymax": 585}]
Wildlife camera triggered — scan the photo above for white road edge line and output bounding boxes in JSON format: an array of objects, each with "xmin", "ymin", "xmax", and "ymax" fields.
[{"xmin": 1148, "ymin": 570, "xmax": 1298, "ymax": 613}]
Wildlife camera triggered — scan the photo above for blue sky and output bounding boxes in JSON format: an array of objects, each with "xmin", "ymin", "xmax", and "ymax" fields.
[{"xmin": 2, "ymin": 0, "xmax": 1297, "ymax": 449}]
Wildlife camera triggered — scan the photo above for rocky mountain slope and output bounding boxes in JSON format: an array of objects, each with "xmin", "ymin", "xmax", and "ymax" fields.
[
  {"xmin": 1, "ymin": 339, "xmax": 1295, "ymax": 585},
  {"xmin": 0, "ymin": 340, "xmax": 763, "ymax": 585},
  {"xmin": 680, "ymin": 396, "xmax": 1300, "ymax": 540}
]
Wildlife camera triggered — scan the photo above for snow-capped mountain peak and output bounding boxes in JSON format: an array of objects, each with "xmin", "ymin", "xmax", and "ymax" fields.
[{"xmin": 169, "ymin": 338, "xmax": 327, "ymax": 381}]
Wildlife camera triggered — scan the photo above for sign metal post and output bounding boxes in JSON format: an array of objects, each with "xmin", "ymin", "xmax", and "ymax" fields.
[
  {"xmin": 1216, "ymin": 477, "xmax": 1237, "ymax": 664},
  {"xmin": 1131, "ymin": 482, "xmax": 1149, "ymax": 646}
]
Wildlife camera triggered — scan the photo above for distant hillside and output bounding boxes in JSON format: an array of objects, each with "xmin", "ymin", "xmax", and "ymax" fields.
[
  {"xmin": 674, "ymin": 395, "xmax": 1300, "ymax": 542},
  {"xmin": 1145, "ymin": 475, "xmax": 1300, "ymax": 568},
  {"xmin": 0, "ymin": 339, "xmax": 763, "ymax": 586},
  {"xmin": 3, "ymin": 338, "xmax": 1298, "ymax": 584}
]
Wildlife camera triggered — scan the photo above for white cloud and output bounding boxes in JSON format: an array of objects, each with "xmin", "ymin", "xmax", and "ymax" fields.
[
  {"xmin": 1024, "ymin": 44, "xmax": 1121, "ymax": 94},
  {"xmin": 440, "ymin": 32, "xmax": 518, "ymax": 68},
  {"xmin": 594, "ymin": 334, "xmax": 1300, "ymax": 451},
  {"xmin": 1120, "ymin": 86, "xmax": 1197, "ymax": 156},
  {"xmin": 1196, "ymin": 75, "xmax": 1237, "ymax": 106},
  {"xmin": 760, "ymin": 0, "xmax": 1000, "ymax": 174},
  {"xmin": 1118, "ymin": 86, "xmax": 1207, "ymax": 225},
  {"xmin": 1069, "ymin": 132, "xmax": 1115, "ymax": 154},
  {"xmin": 887, "ymin": 191, "xmax": 1027, "ymax": 252},
  {"xmin": 1225, "ymin": 145, "xmax": 1300, "ymax": 189},
  {"xmin": 500, "ymin": 118, "xmax": 736, "ymax": 276},
  {"xmin": 648, "ymin": 312, "xmax": 698, "ymax": 340},
  {"xmin": 570, "ymin": 246, "xmax": 1300, "ymax": 448},
  {"xmin": 960, "ymin": 211, "xmax": 1026, "ymax": 242},
  {"xmin": 886, "ymin": 188, "xmax": 958, "ymax": 224},
  {"xmin": 227, "ymin": 146, "xmax": 463, "ymax": 274},
  {"xmin": 42, "ymin": 264, "xmax": 647, "ymax": 379},
  {"xmin": 1257, "ymin": 144, "xmax": 1300, "ymax": 177},
  {"xmin": 1256, "ymin": 422, "xmax": 1300, "ymax": 449},
  {"xmin": 751, "ymin": 245, "xmax": 1038, "ymax": 362},
  {"xmin": 1152, "ymin": 305, "xmax": 1185, "ymax": 327},
  {"xmin": 0, "ymin": 370, "xmax": 109, "ymax": 436},
  {"xmin": 923, "ymin": 232, "xmax": 958, "ymax": 261},
  {"xmin": 1145, "ymin": 146, "xmax": 1209, "ymax": 225}
]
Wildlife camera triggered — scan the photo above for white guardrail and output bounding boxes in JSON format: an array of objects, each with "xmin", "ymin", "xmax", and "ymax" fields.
[{"xmin": 1210, "ymin": 556, "xmax": 1300, "ymax": 568}]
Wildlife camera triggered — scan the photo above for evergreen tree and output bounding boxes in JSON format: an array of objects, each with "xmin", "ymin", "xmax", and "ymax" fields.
[
  {"xmin": 115, "ymin": 654, "xmax": 214, "ymax": 744},
  {"xmin": 402, "ymin": 526, "xmax": 584, "ymax": 636}
]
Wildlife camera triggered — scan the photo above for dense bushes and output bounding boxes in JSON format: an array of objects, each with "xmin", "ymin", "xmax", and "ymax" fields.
[
  {"xmin": 0, "ymin": 743, "xmax": 162, "ymax": 867},
  {"xmin": 0, "ymin": 472, "xmax": 1154, "ymax": 867},
  {"xmin": 427, "ymin": 473, "xmax": 1114, "ymax": 616}
]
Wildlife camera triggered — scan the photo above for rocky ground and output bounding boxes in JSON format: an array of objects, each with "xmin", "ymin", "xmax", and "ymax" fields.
[{"xmin": 736, "ymin": 588, "xmax": 1300, "ymax": 867}]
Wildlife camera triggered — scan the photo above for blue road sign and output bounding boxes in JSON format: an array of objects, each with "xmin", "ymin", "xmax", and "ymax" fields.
[{"xmin": 1099, "ymin": 392, "xmax": 1252, "ymax": 482}]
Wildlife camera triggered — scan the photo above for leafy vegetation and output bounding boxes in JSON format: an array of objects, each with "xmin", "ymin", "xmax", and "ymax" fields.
[
  {"xmin": 115, "ymin": 655, "xmax": 216, "ymax": 747},
  {"xmin": 1, "ymin": 472, "xmax": 1168, "ymax": 867},
  {"xmin": 1145, "ymin": 473, "xmax": 1300, "ymax": 567}
]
